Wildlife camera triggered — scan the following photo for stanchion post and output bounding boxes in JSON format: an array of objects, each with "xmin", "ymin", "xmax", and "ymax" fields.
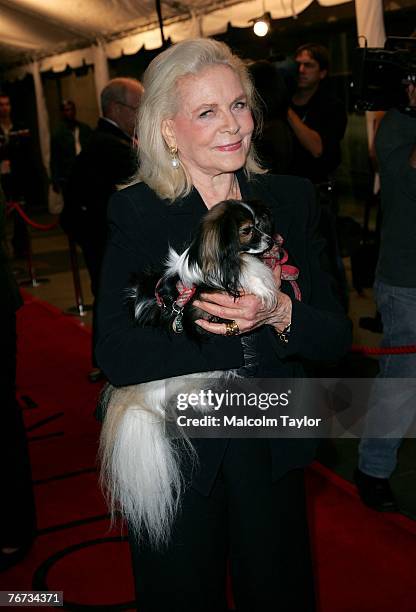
[
  {"xmin": 17, "ymin": 200, "xmax": 50, "ymax": 287},
  {"xmin": 66, "ymin": 237, "xmax": 92, "ymax": 317}
]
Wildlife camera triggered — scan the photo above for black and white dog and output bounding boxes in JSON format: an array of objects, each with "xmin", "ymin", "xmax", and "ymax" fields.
[{"xmin": 99, "ymin": 199, "xmax": 279, "ymax": 547}]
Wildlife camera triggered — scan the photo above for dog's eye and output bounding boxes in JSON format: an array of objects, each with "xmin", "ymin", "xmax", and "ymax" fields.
[{"xmin": 240, "ymin": 225, "xmax": 254, "ymax": 236}]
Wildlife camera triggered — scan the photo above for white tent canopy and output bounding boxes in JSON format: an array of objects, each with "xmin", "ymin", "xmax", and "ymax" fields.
[
  {"xmin": 0, "ymin": 0, "xmax": 387, "ymax": 175},
  {"xmin": 1, "ymin": 0, "xmax": 354, "ymax": 77}
]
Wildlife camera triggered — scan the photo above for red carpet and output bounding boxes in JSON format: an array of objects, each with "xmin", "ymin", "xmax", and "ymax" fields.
[{"xmin": 0, "ymin": 293, "xmax": 415, "ymax": 611}]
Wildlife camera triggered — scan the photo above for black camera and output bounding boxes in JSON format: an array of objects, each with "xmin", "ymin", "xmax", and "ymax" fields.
[{"xmin": 351, "ymin": 36, "xmax": 416, "ymax": 111}]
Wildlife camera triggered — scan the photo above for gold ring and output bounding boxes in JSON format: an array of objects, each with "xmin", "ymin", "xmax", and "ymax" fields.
[{"xmin": 225, "ymin": 320, "xmax": 240, "ymax": 336}]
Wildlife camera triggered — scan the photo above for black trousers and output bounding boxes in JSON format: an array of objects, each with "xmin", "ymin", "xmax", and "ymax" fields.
[
  {"xmin": 0, "ymin": 310, "xmax": 36, "ymax": 547},
  {"xmin": 129, "ymin": 439, "xmax": 315, "ymax": 612},
  {"xmin": 78, "ymin": 234, "xmax": 106, "ymax": 368}
]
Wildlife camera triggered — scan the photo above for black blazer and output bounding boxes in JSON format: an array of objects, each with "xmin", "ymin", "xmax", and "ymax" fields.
[
  {"xmin": 96, "ymin": 171, "xmax": 352, "ymax": 493},
  {"xmin": 50, "ymin": 120, "xmax": 92, "ymax": 185},
  {"xmin": 62, "ymin": 118, "xmax": 136, "ymax": 242}
]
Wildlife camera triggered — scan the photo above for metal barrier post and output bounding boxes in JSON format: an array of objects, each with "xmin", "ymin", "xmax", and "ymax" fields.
[
  {"xmin": 66, "ymin": 237, "xmax": 92, "ymax": 317},
  {"xmin": 17, "ymin": 200, "xmax": 50, "ymax": 287}
]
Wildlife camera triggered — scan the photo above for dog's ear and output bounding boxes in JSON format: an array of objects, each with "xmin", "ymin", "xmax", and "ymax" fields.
[
  {"xmin": 187, "ymin": 202, "xmax": 242, "ymax": 297},
  {"xmin": 247, "ymin": 199, "xmax": 275, "ymax": 237},
  {"xmin": 216, "ymin": 223, "xmax": 242, "ymax": 297}
]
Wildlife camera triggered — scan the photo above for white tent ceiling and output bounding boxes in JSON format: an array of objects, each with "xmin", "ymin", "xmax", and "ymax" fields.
[
  {"xmin": 0, "ymin": 0, "xmax": 353, "ymax": 73},
  {"xmin": 0, "ymin": 0, "xmax": 392, "ymax": 192}
]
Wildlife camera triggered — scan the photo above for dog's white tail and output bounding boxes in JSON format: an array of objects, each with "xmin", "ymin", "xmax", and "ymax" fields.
[{"xmin": 99, "ymin": 381, "xmax": 196, "ymax": 548}]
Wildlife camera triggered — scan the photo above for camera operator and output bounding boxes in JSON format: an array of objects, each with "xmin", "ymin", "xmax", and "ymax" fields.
[
  {"xmin": 288, "ymin": 43, "xmax": 347, "ymax": 189},
  {"xmin": 288, "ymin": 44, "xmax": 348, "ymax": 310},
  {"xmin": 355, "ymin": 81, "xmax": 416, "ymax": 512}
]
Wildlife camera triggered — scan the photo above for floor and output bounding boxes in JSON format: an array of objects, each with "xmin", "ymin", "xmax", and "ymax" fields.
[{"xmin": 6, "ymin": 200, "xmax": 416, "ymax": 520}]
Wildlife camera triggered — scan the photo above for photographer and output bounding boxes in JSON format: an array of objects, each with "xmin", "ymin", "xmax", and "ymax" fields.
[{"xmin": 355, "ymin": 82, "xmax": 416, "ymax": 511}]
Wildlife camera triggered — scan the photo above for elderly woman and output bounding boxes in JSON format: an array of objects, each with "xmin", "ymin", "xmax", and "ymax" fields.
[{"xmin": 96, "ymin": 39, "xmax": 351, "ymax": 612}]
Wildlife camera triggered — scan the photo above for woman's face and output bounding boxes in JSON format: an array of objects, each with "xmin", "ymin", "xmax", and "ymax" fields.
[{"xmin": 162, "ymin": 64, "xmax": 254, "ymax": 180}]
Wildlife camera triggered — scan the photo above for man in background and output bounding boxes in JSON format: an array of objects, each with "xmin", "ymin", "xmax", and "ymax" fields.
[
  {"xmin": 0, "ymin": 93, "xmax": 33, "ymax": 258},
  {"xmin": 63, "ymin": 77, "xmax": 143, "ymax": 381},
  {"xmin": 288, "ymin": 44, "xmax": 348, "ymax": 309},
  {"xmin": 50, "ymin": 100, "xmax": 92, "ymax": 200},
  {"xmin": 288, "ymin": 43, "xmax": 347, "ymax": 185},
  {"xmin": 63, "ymin": 77, "xmax": 143, "ymax": 296},
  {"xmin": 355, "ymin": 83, "xmax": 416, "ymax": 511}
]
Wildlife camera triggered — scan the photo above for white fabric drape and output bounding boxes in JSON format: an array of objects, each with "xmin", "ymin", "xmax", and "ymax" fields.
[
  {"xmin": 92, "ymin": 41, "xmax": 110, "ymax": 114},
  {"xmin": 30, "ymin": 60, "xmax": 50, "ymax": 172},
  {"xmin": 355, "ymin": 0, "xmax": 386, "ymax": 47},
  {"xmin": 6, "ymin": 0, "xmax": 385, "ymax": 174},
  {"xmin": 354, "ymin": 0, "xmax": 386, "ymax": 164},
  {"xmin": 4, "ymin": 0, "xmax": 353, "ymax": 79}
]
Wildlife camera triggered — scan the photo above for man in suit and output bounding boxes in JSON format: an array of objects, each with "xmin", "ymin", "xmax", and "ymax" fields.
[
  {"xmin": 50, "ymin": 100, "xmax": 92, "ymax": 199},
  {"xmin": 62, "ymin": 77, "xmax": 143, "ymax": 380},
  {"xmin": 62, "ymin": 77, "xmax": 143, "ymax": 296}
]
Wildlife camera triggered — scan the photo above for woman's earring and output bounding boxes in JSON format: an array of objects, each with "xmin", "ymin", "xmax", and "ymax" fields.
[{"xmin": 170, "ymin": 146, "xmax": 180, "ymax": 169}]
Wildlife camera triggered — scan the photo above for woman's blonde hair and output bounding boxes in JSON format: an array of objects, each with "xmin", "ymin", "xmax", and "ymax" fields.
[{"xmin": 133, "ymin": 38, "xmax": 264, "ymax": 201}]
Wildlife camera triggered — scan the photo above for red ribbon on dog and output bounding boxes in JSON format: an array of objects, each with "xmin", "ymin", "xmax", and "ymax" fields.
[
  {"xmin": 155, "ymin": 278, "xmax": 196, "ymax": 309},
  {"xmin": 262, "ymin": 235, "xmax": 302, "ymax": 301},
  {"xmin": 175, "ymin": 281, "xmax": 196, "ymax": 307}
]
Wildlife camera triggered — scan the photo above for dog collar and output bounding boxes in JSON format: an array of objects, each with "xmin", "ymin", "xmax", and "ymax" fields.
[{"xmin": 155, "ymin": 279, "xmax": 196, "ymax": 333}]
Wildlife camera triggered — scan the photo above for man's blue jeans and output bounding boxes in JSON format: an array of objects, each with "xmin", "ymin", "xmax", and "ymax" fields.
[{"xmin": 359, "ymin": 280, "xmax": 416, "ymax": 478}]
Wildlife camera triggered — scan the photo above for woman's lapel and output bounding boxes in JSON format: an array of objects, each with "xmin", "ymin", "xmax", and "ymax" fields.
[{"xmin": 164, "ymin": 188, "xmax": 208, "ymax": 252}]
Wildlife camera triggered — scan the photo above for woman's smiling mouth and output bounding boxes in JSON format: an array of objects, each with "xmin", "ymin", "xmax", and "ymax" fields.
[{"xmin": 215, "ymin": 141, "xmax": 242, "ymax": 152}]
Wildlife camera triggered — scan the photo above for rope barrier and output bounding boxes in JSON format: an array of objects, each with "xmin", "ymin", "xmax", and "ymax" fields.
[
  {"xmin": 6, "ymin": 199, "xmax": 55, "ymax": 287},
  {"xmin": 6, "ymin": 201, "xmax": 60, "ymax": 231},
  {"xmin": 7, "ymin": 199, "xmax": 91, "ymax": 313},
  {"xmin": 351, "ymin": 344, "xmax": 416, "ymax": 355}
]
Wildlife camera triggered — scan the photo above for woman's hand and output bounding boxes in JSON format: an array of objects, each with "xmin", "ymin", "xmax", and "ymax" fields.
[{"xmin": 193, "ymin": 265, "xmax": 292, "ymax": 336}]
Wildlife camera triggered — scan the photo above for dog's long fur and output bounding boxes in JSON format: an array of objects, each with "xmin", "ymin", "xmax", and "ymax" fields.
[{"xmin": 99, "ymin": 199, "xmax": 279, "ymax": 547}]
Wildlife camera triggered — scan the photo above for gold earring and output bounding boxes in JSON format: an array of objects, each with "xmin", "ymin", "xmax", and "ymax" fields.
[{"xmin": 170, "ymin": 145, "xmax": 180, "ymax": 169}]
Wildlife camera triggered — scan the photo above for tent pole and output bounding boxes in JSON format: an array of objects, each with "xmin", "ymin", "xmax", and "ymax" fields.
[{"xmin": 155, "ymin": 0, "xmax": 166, "ymax": 46}]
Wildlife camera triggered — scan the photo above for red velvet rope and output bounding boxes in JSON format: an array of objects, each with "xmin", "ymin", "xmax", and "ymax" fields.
[
  {"xmin": 351, "ymin": 344, "xmax": 416, "ymax": 355},
  {"xmin": 6, "ymin": 201, "xmax": 60, "ymax": 231}
]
